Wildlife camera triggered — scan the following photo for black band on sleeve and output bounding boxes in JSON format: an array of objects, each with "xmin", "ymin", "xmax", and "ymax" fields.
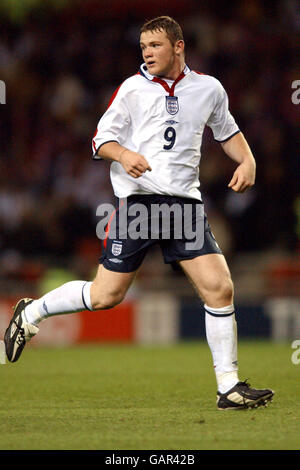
[
  {"xmin": 214, "ymin": 129, "xmax": 241, "ymax": 143},
  {"xmin": 92, "ymin": 140, "xmax": 120, "ymax": 160}
]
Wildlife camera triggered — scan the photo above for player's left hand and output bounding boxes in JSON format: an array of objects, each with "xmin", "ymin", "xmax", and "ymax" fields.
[{"xmin": 228, "ymin": 161, "xmax": 256, "ymax": 193}]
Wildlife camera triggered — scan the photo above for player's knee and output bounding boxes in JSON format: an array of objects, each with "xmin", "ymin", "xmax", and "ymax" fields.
[
  {"xmin": 204, "ymin": 276, "xmax": 234, "ymax": 305},
  {"xmin": 91, "ymin": 280, "xmax": 126, "ymax": 310},
  {"xmin": 220, "ymin": 277, "xmax": 234, "ymax": 303},
  {"xmin": 92, "ymin": 288, "xmax": 126, "ymax": 310},
  {"xmin": 220, "ymin": 276, "xmax": 233, "ymax": 297}
]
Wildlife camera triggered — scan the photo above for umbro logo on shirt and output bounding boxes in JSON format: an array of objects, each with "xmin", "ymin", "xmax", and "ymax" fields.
[{"xmin": 165, "ymin": 120, "xmax": 178, "ymax": 125}]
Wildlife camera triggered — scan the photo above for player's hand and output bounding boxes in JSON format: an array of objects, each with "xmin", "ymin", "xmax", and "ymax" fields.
[
  {"xmin": 228, "ymin": 161, "xmax": 256, "ymax": 193},
  {"xmin": 119, "ymin": 149, "xmax": 152, "ymax": 178}
]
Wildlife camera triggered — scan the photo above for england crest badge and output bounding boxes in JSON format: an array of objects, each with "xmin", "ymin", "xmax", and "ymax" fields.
[
  {"xmin": 166, "ymin": 96, "xmax": 179, "ymax": 115},
  {"xmin": 112, "ymin": 241, "xmax": 122, "ymax": 256}
]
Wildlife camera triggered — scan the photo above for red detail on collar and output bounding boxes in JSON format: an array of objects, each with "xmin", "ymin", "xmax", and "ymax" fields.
[{"xmin": 152, "ymin": 70, "xmax": 186, "ymax": 96}]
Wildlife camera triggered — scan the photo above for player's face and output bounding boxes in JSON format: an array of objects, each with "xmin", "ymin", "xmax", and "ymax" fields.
[{"xmin": 140, "ymin": 30, "xmax": 183, "ymax": 80}]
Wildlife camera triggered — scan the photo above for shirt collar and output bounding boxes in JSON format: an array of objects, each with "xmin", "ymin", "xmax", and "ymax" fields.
[{"xmin": 139, "ymin": 63, "xmax": 191, "ymax": 81}]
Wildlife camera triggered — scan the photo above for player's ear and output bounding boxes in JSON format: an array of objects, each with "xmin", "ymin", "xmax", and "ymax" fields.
[{"xmin": 175, "ymin": 40, "xmax": 185, "ymax": 55}]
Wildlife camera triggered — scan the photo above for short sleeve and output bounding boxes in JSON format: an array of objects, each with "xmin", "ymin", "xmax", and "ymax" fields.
[
  {"xmin": 206, "ymin": 81, "xmax": 240, "ymax": 142},
  {"xmin": 92, "ymin": 83, "xmax": 131, "ymax": 159}
]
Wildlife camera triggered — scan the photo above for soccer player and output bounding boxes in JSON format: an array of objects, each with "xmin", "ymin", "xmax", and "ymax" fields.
[{"xmin": 5, "ymin": 16, "xmax": 274, "ymax": 410}]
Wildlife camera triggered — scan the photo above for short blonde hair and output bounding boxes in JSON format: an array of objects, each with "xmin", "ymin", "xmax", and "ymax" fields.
[{"xmin": 140, "ymin": 16, "xmax": 184, "ymax": 46}]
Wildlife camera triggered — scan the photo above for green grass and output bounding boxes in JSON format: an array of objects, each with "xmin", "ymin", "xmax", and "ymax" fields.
[{"xmin": 0, "ymin": 341, "xmax": 299, "ymax": 450}]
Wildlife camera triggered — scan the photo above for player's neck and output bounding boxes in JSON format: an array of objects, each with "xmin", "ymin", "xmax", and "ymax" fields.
[{"xmin": 159, "ymin": 59, "xmax": 185, "ymax": 81}]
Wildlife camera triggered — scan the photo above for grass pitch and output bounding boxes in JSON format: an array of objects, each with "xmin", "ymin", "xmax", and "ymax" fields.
[{"xmin": 0, "ymin": 341, "xmax": 299, "ymax": 450}]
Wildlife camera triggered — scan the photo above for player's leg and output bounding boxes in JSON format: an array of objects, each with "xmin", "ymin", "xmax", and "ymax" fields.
[
  {"xmin": 4, "ymin": 265, "xmax": 137, "ymax": 362},
  {"xmin": 90, "ymin": 264, "xmax": 138, "ymax": 309},
  {"xmin": 178, "ymin": 254, "xmax": 274, "ymax": 409},
  {"xmin": 5, "ymin": 194, "xmax": 153, "ymax": 363},
  {"xmin": 179, "ymin": 253, "xmax": 234, "ymax": 307},
  {"xmin": 179, "ymin": 253, "xmax": 238, "ymax": 390}
]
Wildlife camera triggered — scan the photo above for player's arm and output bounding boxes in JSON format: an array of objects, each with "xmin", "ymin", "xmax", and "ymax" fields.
[
  {"xmin": 221, "ymin": 132, "xmax": 256, "ymax": 193},
  {"xmin": 97, "ymin": 142, "xmax": 152, "ymax": 179}
]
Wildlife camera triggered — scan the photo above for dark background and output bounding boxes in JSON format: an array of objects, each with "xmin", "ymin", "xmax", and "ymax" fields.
[{"xmin": 0, "ymin": 0, "xmax": 299, "ymax": 296}]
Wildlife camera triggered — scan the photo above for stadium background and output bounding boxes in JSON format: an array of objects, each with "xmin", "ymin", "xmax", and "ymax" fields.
[{"xmin": 0, "ymin": 0, "xmax": 299, "ymax": 347}]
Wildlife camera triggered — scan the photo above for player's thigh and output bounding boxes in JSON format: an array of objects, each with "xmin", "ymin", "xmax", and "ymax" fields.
[
  {"xmin": 178, "ymin": 253, "xmax": 233, "ymax": 301},
  {"xmin": 91, "ymin": 264, "xmax": 138, "ymax": 309}
]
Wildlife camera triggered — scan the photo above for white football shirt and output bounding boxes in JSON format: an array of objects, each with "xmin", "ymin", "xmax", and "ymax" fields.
[{"xmin": 92, "ymin": 63, "xmax": 240, "ymax": 200}]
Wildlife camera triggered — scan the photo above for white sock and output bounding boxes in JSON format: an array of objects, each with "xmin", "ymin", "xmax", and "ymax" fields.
[
  {"xmin": 204, "ymin": 303, "xmax": 239, "ymax": 394},
  {"xmin": 24, "ymin": 281, "xmax": 93, "ymax": 325}
]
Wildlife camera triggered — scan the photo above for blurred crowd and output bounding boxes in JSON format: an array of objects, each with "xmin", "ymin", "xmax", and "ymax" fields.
[{"xmin": 0, "ymin": 0, "xmax": 299, "ymax": 286}]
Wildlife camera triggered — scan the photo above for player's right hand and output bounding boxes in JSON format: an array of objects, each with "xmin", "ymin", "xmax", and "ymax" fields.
[{"xmin": 119, "ymin": 149, "xmax": 152, "ymax": 178}]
